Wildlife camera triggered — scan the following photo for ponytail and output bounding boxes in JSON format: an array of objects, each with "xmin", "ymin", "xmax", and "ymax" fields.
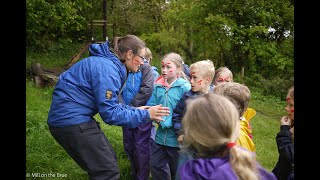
[{"xmin": 229, "ymin": 146, "xmax": 259, "ymax": 180}]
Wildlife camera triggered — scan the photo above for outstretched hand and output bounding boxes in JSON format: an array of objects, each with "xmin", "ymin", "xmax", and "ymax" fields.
[{"xmin": 147, "ymin": 104, "xmax": 170, "ymax": 123}]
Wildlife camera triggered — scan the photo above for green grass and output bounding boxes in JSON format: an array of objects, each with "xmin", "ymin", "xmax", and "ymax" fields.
[{"xmin": 249, "ymin": 90, "xmax": 285, "ymax": 171}]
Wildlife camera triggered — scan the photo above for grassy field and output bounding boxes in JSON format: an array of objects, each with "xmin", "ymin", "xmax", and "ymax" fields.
[{"xmin": 26, "ymin": 78, "xmax": 285, "ymax": 180}]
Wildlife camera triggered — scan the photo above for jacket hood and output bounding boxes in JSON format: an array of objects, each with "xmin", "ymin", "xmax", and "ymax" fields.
[
  {"xmin": 155, "ymin": 75, "xmax": 169, "ymax": 87},
  {"xmin": 89, "ymin": 42, "xmax": 116, "ymax": 59},
  {"xmin": 89, "ymin": 42, "xmax": 127, "ymax": 85},
  {"xmin": 154, "ymin": 76, "xmax": 188, "ymax": 88}
]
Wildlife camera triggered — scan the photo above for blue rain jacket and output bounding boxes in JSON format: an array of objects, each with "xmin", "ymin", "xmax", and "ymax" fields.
[{"xmin": 47, "ymin": 42, "xmax": 150, "ymax": 128}]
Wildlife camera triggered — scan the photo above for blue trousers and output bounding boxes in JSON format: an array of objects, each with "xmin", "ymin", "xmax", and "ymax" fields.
[
  {"xmin": 122, "ymin": 121, "xmax": 152, "ymax": 180},
  {"xmin": 150, "ymin": 141, "xmax": 180, "ymax": 180}
]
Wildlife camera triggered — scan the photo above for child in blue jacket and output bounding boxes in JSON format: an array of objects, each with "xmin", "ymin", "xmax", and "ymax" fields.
[
  {"xmin": 172, "ymin": 60, "xmax": 215, "ymax": 180},
  {"xmin": 148, "ymin": 52, "xmax": 190, "ymax": 180}
]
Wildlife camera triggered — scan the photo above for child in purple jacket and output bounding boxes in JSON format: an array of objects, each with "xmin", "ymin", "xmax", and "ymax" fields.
[{"xmin": 177, "ymin": 93, "xmax": 276, "ymax": 180}]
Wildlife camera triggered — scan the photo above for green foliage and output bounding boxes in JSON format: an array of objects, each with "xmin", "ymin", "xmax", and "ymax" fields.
[
  {"xmin": 238, "ymin": 73, "xmax": 294, "ymax": 100},
  {"xmin": 26, "ymin": 0, "xmax": 294, "ymax": 98},
  {"xmin": 157, "ymin": 0, "xmax": 293, "ymax": 83},
  {"xmin": 26, "ymin": 39, "xmax": 88, "ymax": 69},
  {"xmin": 26, "ymin": 0, "xmax": 91, "ymax": 52}
]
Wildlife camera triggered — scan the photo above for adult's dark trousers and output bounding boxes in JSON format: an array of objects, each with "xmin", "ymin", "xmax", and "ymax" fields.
[
  {"xmin": 49, "ymin": 120, "xmax": 120, "ymax": 180},
  {"xmin": 122, "ymin": 121, "xmax": 152, "ymax": 180}
]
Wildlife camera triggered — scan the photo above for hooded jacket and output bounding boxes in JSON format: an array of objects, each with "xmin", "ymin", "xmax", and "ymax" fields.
[
  {"xmin": 147, "ymin": 76, "xmax": 191, "ymax": 147},
  {"xmin": 47, "ymin": 42, "xmax": 150, "ymax": 128}
]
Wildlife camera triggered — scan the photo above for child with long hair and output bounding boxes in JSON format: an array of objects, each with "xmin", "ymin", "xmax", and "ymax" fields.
[
  {"xmin": 178, "ymin": 93, "xmax": 276, "ymax": 180},
  {"xmin": 148, "ymin": 52, "xmax": 191, "ymax": 180},
  {"xmin": 272, "ymin": 85, "xmax": 294, "ymax": 180}
]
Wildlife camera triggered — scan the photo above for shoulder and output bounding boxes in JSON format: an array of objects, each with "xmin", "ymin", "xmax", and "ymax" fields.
[
  {"xmin": 142, "ymin": 63, "xmax": 151, "ymax": 69},
  {"xmin": 151, "ymin": 66, "xmax": 158, "ymax": 70},
  {"xmin": 87, "ymin": 56, "xmax": 117, "ymax": 68},
  {"xmin": 180, "ymin": 79, "xmax": 191, "ymax": 89},
  {"xmin": 85, "ymin": 56, "xmax": 126, "ymax": 82},
  {"xmin": 179, "ymin": 91, "xmax": 191, "ymax": 101},
  {"xmin": 176, "ymin": 78, "xmax": 190, "ymax": 85},
  {"xmin": 151, "ymin": 66, "xmax": 159, "ymax": 74},
  {"xmin": 184, "ymin": 90, "xmax": 195, "ymax": 97}
]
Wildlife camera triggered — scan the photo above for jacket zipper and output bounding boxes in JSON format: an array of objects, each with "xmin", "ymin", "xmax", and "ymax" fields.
[{"xmin": 163, "ymin": 88, "xmax": 169, "ymax": 145}]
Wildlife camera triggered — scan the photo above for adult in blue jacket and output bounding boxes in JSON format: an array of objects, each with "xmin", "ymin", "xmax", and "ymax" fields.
[{"xmin": 47, "ymin": 35, "xmax": 170, "ymax": 180}]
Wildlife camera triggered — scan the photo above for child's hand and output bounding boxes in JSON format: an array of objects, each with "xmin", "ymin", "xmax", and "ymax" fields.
[
  {"xmin": 177, "ymin": 135, "xmax": 184, "ymax": 145},
  {"xmin": 280, "ymin": 116, "xmax": 291, "ymax": 126}
]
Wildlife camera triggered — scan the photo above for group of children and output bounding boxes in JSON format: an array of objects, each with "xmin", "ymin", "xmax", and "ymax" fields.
[{"xmin": 120, "ymin": 49, "xmax": 293, "ymax": 180}]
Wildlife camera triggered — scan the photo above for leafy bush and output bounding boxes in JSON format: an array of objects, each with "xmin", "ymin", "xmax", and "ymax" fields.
[{"xmin": 235, "ymin": 73, "xmax": 293, "ymax": 100}]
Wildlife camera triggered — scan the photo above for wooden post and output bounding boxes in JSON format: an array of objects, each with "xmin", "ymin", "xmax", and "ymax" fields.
[
  {"xmin": 103, "ymin": 0, "xmax": 107, "ymax": 41},
  {"xmin": 241, "ymin": 67, "xmax": 244, "ymax": 83}
]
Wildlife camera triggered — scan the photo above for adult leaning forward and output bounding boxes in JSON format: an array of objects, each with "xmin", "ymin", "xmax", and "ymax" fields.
[{"xmin": 47, "ymin": 35, "xmax": 170, "ymax": 180}]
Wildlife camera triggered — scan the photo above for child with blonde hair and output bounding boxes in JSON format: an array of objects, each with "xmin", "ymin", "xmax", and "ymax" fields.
[
  {"xmin": 213, "ymin": 82, "xmax": 256, "ymax": 152},
  {"xmin": 148, "ymin": 52, "xmax": 191, "ymax": 180},
  {"xmin": 173, "ymin": 60, "xmax": 215, "ymax": 180},
  {"xmin": 173, "ymin": 59, "xmax": 215, "ymax": 144},
  {"xmin": 177, "ymin": 93, "xmax": 276, "ymax": 180}
]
